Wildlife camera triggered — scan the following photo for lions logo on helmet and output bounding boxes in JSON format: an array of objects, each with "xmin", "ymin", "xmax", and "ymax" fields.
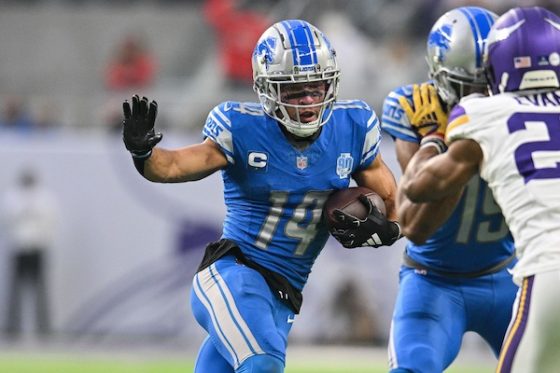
[
  {"xmin": 426, "ymin": 7, "xmax": 497, "ymax": 105},
  {"xmin": 428, "ymin": 24, "xmax": 453, "ymax": 63},
  {"xmin": 254, "ymin": 36, "xmax": 277, "ymax": 69},
  {"xmin": 252, "ymin": 19, "xmax": 341, "ymax": 138}
]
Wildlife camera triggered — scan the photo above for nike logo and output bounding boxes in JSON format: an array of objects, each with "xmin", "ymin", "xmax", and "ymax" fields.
[
  {"xmin": 546, "ymin": 18, "xmax": 560, "ymax": 31},
  {"xmin": 287, "ymin": 315, "xmax": 295, "ymax": 324},
  {"xmin": 493, "ymin": 19, "xmax": 525, "ymax": 42}
]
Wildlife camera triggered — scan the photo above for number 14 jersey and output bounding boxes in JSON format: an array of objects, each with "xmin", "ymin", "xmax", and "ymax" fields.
[{"xmin": 203, "ymin": 100, "xmax": 381, "ymax": 290}]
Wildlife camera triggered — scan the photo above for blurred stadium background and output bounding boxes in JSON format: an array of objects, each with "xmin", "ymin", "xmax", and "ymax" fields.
[{"xmin": 0, "ymin": 0, "xmax": 556, "ymax": 372}]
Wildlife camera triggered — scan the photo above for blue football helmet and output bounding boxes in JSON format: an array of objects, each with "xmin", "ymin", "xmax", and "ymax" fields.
[
  {"xmin": 252, "ymin": 19, "xmax": 341, "ymax": 137},
  {"xmin": 485, "ymin": 6, "xmax": 560, "ymax": 94},
  {"xmin": 426, "ymin": 7, "xmax": 498, "ymax": 105}
]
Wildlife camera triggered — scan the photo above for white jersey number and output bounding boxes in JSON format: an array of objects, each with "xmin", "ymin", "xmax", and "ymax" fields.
[{"xmin": 255, "ymin": 191, "xmax": 330, "ymax": 256}]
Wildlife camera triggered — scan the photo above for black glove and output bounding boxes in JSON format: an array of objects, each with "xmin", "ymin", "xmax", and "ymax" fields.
[
  {"xmin": 122, "ymin": 95, "xmax": 162, "ymax": 157},
  {"xmin": 330, "ymin": 195, "xmax": 401, "ymax": 248}
]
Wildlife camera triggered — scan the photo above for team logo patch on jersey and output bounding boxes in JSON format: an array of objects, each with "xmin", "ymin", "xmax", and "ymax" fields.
[
  {"xmin": 296, "ymin": 155, "xmax": 308, "ymax": 170},
  {"xmin": 248, "ymin": 151, "xmax": 268, "ymax": 171},
  {"xmin": 336, "ymin": 153, "xmax": 353, "ymax": 179}
]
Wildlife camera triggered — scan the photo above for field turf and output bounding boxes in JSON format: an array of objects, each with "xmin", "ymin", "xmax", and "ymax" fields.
[{"xmin": 0, "ymin": 355, "xmax": 492, "ymax": 373}]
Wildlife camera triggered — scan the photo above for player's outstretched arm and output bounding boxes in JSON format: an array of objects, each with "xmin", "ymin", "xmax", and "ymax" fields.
[
  {"xmin": 400, "ymin": 139, "xmax": 481, "ymax": 203},
  {"xmin": 122, "ymin": 96, "xmax": 227, "ymax": 183},
  {"xmin": 144, "ymin": 140, "xmax": 227, "ymax": 183}
]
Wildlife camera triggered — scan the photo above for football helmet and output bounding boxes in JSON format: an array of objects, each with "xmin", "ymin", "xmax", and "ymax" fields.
[
  {"xmin": 426, "ymin": 7, "xmax": 497, "ymax": 105},
  {"xmin": 252, "ymin": 19, "xmax": 340, "ymax": 137},
  {"xmin": 485, "ymin": 7, "xmax": 560, "ymax": 94}
]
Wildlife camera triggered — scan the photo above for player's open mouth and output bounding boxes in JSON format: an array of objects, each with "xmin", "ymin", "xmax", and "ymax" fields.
[{"xmin": 299, "ymin": 111, "xmax": 318, "ymax": 122}]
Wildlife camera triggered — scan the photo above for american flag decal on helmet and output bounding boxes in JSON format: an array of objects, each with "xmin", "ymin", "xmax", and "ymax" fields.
[{"xmin": 514, "ymin": 56, "xmax": 531, "ymax": 68}]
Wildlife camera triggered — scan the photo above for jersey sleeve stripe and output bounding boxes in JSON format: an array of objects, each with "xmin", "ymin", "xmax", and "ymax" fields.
[
  {"xmin": 203, "ymin": 128, "xmax": 235, "ymax": 164},
  {"xmin": 213, "ymin": 108, "xmax": 232, "ymax": 130},
  {"xmin": 446, "ymin": 114, "xmax": 469, "ymax": 135},
  {"xmin": 448, "ymin": 104, "xmax": 466, "ymax": 123},
  {"xmin": 367, "ymin": 114, "xmax": 379, "ymax": 128},
  {"xmin": 362, "ymin": 142, "xmax": 380, "ymax": 165},
  {"xmin": 361, "ymin": 124, "xmax": 381, "ymax": 164},
  {"xmin": 333, "ymin": 100, "xmax": 369, "ymax": 110},
  {"xmin": 385, "ymin": 94, "xmax": 404, "ymax": 104}
]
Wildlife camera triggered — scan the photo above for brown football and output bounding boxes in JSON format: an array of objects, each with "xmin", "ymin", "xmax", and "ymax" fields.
[{"xmin": 323, "ymin": 186, "xmax": 386, "ymax": 230}]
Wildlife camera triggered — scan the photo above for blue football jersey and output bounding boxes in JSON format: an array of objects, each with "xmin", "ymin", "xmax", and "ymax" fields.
[
  {"xmin": 203, "ymin": 100, "xmax": 381, "ymax": 289},
  {"xmin": 381, "ymin": 84, "xmax": 515, "ymax": 272}
]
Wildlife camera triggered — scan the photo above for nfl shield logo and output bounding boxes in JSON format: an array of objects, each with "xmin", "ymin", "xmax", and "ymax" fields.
[
  {"xmin": 336, "ymin": 153, "xmax": 353, "ymax": 178},
  {"xmin": 296, "ymin": 156, "xmax": 308, "ymax": 170}
]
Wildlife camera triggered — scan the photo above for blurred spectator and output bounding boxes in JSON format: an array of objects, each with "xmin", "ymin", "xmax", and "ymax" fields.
[
  {"xmin": 1, "ymin": 169, "xmax": 59, "ymax": 339},
  {"xmin": 203, "ymin": 0, "xmax": 270, "ymax": 89},
  {"xmin": 104, "ymin": 34, "xmax": 157, "ymax": 91},
  {"xmin": 329, "ymin": 278, "xmax": 380, "ymax": 345},
  {"xmin": 0, "ymin": 96, "xmax": 35, "ymax": 133},
  {"xmin": 34, "ymin": 101, "xmax": 62, "ymax": 133}
]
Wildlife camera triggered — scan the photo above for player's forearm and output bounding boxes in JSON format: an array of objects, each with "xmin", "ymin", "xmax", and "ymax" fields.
[
  {"xmin": 399, "ymin": 145, "xmax": 446, "ymax": 202},
  {"xmin": 143, "ymin": 147, "xmax": 219, "ymax": 183},
  {"xmin": 355, "ymin": 158, "xmax": 399, "ymax": 221},
  {"xmin": 397, "ymin": 189, "xmax": 462, "ymax": 244}
]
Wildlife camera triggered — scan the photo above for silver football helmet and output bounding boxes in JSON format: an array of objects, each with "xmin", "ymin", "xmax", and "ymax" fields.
[
  {"xmin": 426, "ymin": 7, "xmax": 498, "ymax": 105},
  {"xmin": 252, "ymin": 19, "xmax": 341, "ymax": 137}
]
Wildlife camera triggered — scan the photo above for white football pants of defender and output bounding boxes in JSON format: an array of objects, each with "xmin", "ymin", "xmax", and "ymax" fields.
[{"xmin": 497, "ymin": 269, "xmax": 560, "ymax": 373}]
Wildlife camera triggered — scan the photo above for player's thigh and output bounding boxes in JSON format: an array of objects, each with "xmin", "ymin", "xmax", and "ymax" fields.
[
  {"xmin": 194, "ymin": 336, "xmax": 234, "ymax": 373},
  {"xmin": 471, "ymin": 269, "xmax": 518, "ymax": 356},
  {"xmin": 497, "ymin": 270, "xmax": 560, "ymax": 373},
  {"xmin": 389, "ymin": 268, "xmax": 466, "ymax": 372},
  {"xmin": 191, "ymin": 256, "xmax": 293, "ymax": 370}
]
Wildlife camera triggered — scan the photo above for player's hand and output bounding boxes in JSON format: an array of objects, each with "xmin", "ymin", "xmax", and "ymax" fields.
[
  {"xmin": 122, "ymin": 95, "xmax": 162, "ymax": 157},
  {"xmin": 330, "ymin": 195, "xmax": 401, "ymax": 248},
  {"xmin": 399, "ymin": 83, "xmax": 448, "ymax": 138}
]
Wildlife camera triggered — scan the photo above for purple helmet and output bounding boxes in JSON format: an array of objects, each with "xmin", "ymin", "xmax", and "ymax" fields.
[{"xmin": 485, "ymin": 7, "xmax": 560, "ymax": 94}]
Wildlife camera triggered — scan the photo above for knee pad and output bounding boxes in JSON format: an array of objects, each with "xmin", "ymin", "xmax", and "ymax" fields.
[{"xmin": 236, "ymin": 354, "xmax": 284, "ymax": 373}]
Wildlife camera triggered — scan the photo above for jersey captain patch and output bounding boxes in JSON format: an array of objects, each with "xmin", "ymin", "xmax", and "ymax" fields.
[{"xmin": 248, "ymin": 151, "xmax": 268, "ymax": 170}]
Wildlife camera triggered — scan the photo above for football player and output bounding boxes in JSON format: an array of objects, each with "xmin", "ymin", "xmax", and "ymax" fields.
[
  {"xmin": 381, "ymin": 7, "xmax": 518, "ymax": 372},
  {"xmin": 400, "ymin": 6, "xmax": 560, "ymax": 373},
  {"xmin": 122, "ymin": 20, "xmax": 401, "ymax": 373}
]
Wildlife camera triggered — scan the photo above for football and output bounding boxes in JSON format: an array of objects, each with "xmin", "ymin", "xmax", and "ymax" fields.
[{"xmin": 323, "ymin": 186, "xmax": 386, "ymax": 230}]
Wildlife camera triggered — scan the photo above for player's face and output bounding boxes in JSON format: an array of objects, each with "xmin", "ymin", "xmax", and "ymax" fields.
[{"xmin": 279, "ymin": 82, "xmax": 327, "ymax": 123}]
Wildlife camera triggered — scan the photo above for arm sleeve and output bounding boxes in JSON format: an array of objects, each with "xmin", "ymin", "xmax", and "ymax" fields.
[
  {"xmin": 381, "ymin": 85, "xmax": 421, "ymax": 143},
  {"xmin": 360, "ymin": 108, "xmax": 382, "ymax": 168},
  {"xmin": 202, "ymin": 102, "xmax": 236, "ymax": 165}
]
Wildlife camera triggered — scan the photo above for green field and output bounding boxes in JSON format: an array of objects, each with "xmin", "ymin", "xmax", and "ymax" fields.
[
  {"xmin": 0, "ymin": 342, "xmax": 495, "ymax": 373},
  {"xmin": 0, "ymin": 356, "xmax": 493, "ymax": 373}
]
